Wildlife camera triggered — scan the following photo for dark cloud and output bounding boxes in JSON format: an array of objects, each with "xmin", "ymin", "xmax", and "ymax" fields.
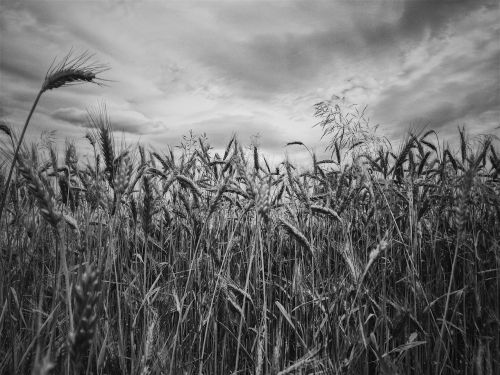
[
  {"xmin": 351, "ymin": 0, "xmax": 498, "ymax": 57},
  {"xmin": 198, "ymin": 29, "xmax": 360, "ymax": 99},
  {"xmin": 418, "ymin": 83, "xmax": 498, "ymax": 130},
  {"xmin": 199, "ymin": 1, "xmax": 498, "ymax": 99},
  {"xmin": 399, "ymin": 0, "xmax": 495, "ymax": 39},
  {"xmin": 182, "ymin": 3, "xmax": 372, "ymax": 97},
  {"xmin": 373, "ymin": 47, "xmax": 500, "ymax": 136}
]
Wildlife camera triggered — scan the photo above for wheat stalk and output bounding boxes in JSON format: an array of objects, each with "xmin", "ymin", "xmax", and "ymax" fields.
[{"xmin": 0, "ymin": 51, "xmax": 107, "ymax": 223}]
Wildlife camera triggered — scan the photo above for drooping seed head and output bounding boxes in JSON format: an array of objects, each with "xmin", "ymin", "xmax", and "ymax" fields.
[{"xmin": 42, "ymin": 51, "xmax": 108, "ymax": 93}]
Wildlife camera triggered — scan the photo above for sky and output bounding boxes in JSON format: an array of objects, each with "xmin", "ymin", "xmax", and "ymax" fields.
[{"xmin": 0, "ymin": 0, "xmax": 499, "ymax": 164}]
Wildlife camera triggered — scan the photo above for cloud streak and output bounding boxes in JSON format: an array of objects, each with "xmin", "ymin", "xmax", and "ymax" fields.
[{"xmin": 51, "ymin": 106, "xmax": 164, "ymax": 136}]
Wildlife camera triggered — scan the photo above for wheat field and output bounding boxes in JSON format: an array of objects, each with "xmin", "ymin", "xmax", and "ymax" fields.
[{"xmin": 0, "ymin": 55, "xmax": 499, "ymax": 375}]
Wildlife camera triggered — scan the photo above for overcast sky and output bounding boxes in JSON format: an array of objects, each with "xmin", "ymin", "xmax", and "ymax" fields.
[{"xmin": 1, "ymin": 0, "xmax": 499, "ymax": 162}]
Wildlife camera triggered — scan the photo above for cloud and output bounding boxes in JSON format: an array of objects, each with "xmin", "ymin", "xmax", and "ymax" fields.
[
  {"xmin": 51, "ymin": 107, "xmax": 87, "ymax": 126},
  {"xmin": 194, "ymin": 1, "xmax": 498, "ymax": 101},
  {"xmin": 194, "ymin": 20, "xmax": 363, "ymax": 98},
  {"xmin": 356, "ymin": 0, "xmax": 496, "ymax": 50},
  {"xmin": 0, "ymin": 55, "xmax": 41, "ymax": 83},
  {"xmin": 371, "ymin": 12, "xmax": 500, "ymax": 138},
  {"xmin": 51, "ymin": 107, "xmax": 164, "ymax": 135},
  {"xmin": 108, "ymin": 110, "xmax": 164, "ymax": 135},
  {"xmin": 398, "ymin": 0, "xmax": 495, "ymax": 39},
  {"xmin": 0, "ymin": 0, "xmax": 498, "ymax": 154},
  {"xmin": 0, "ymin": 99, "xmax": 14, "ymax": 119},
  {"xmin": 149, "ymin": 114, "xmax": 287, "ymax": 151},
  {"xmin": 143, "ymin": 112, "xmax": 324, "ymax": 167}
]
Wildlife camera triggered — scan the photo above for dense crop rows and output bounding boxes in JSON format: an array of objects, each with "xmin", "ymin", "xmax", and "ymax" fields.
[{"xmin": 0, "ymin": 56, "xmax": 499, "ymax": 374}]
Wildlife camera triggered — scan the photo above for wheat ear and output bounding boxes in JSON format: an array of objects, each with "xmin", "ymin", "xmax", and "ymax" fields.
[
  {"xmin": 279, "ymin": 218, "xmax": 314, "ymax": 257},
  {"xmin": 69, "ymin": 264, "xmax": 100, "ymax": 373}
]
